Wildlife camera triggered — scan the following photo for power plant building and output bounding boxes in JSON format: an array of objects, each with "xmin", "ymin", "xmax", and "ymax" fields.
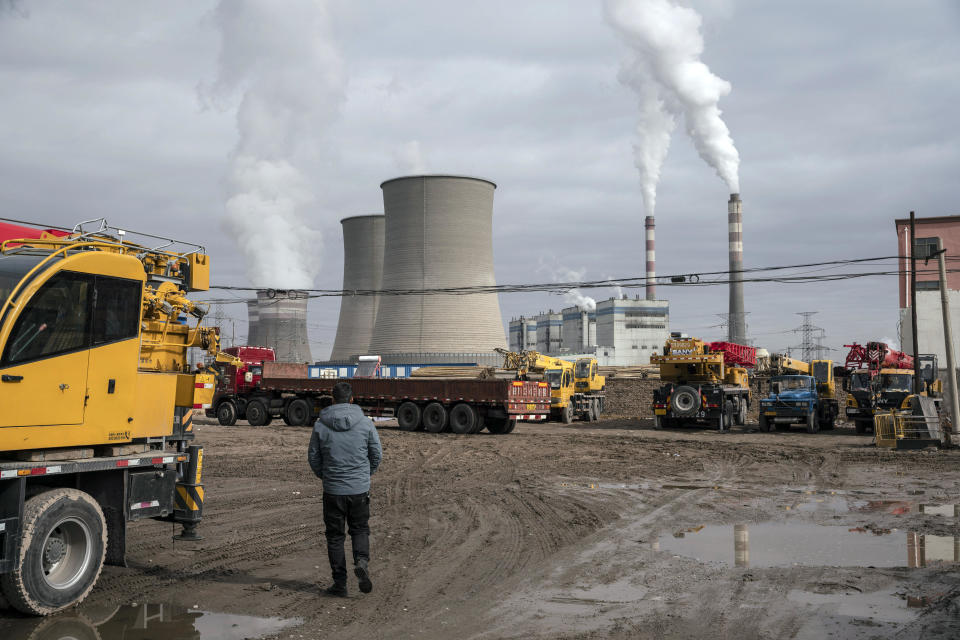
[
  {"xmin": 535, "ymin": 311, "xmax": 563, "ymax": 355},
  {"xmin": 594, "ymin": 297, "xmax": 670, "ymax": 366},
  {"xmin": 508, "ymin": 316, "xmax": 538, "ymax": 352},
  {"xmin": 365, "ymin": 175, "xmax": 507, "ymax": 365},
  {"xmin": 329, "ymin": 214, "xmax": 385, "ymax": 361},
  {"xmin": 513, "ymin": 296, "xmax": 669, "ymax": 365},
  {"xmin": 561, "ymin": 305, "xmax": 597, "ymax": 353}
]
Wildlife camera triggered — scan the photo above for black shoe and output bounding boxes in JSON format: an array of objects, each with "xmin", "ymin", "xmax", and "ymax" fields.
[
  {"xmin": 355, "ymin": 563, "xmax": 373, "ymax": 594},
  {"xmin": 324, "ymin": 583, "xmax": 348, "ymax": 597}
]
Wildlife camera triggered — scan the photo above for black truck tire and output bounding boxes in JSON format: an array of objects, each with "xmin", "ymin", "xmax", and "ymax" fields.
[
  {"xmin": 653, "ymin": 414, "xmax": 664, "ymax": 429},
  {"xmin": 561, "ymin": 402, "xmax": 574, "ymax": 424},
  {"xmin": 286, "ymin": 398, "xmax": 312, "ymax": 427},
  {"xmin": 759, "ymin": 414, "xmax": 770, "ymax": 432},
  {"xmin": 245, "ymin": 399, "xmax": 271, "ymax": 426},
  {"xmin": 471, "ymin": 413, "xmax": 486, "ymax": 434},
  {"xmin": 806, "ymin": 412, "xmax": 819, "ymax": 434},
  {"xmin": 485, "ymin": 416, "xmax": 513, "ymax": 434},
  {"xmin": 0, "ymin": 489, "xmax": 107, "ymax": 616},
  {"xmin": 216, "ymin": 401, "xmax": 238, "ymax": 426},
  {"xmin": 422, "ymin": 402, "xmax": 449, "ymax": 433},
  {"xmin": 737, "ymin": 401, "xmax": 747, "ymax": 426},
  {"xmin": 855, "ymin": 419, "xmax": 870, "ymax": 434},
  {"xmin": 671, "ymin": 386, "xmax": 701, "ymax": 417},
  {"xmin": 449, "ymin": 403, "xmax": 478, "ymax": 434},
  {"xmin": 396, "ymin": 402, "xmax": 421, "ymax": 431}
]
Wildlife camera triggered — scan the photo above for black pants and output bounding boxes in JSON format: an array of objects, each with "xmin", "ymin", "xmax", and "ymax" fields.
[{"xmin": 323, "ymin": 492, "xmax": 370, "ymax": 585}]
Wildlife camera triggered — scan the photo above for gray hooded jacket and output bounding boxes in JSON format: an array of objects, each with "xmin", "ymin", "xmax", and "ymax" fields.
[{"xmin": 308, "ymin": 403, "xmax": 382, "ymax": 495}]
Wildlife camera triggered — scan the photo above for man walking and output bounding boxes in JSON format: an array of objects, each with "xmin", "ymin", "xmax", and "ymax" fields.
[{"xmin": 308, "ymin": 381, "xmax": 382, "ymax": 597}]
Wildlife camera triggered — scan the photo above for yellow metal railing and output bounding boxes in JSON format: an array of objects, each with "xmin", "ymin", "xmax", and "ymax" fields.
[{"xmin": 874, "ymin": 410, "xmax": 943, "ymax": 448}]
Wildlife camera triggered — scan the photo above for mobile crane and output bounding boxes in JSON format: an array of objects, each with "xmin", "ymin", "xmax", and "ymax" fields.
[
  {"xmin": 842, "ymin": 342, "xmax": 942, "ymax": 433},
  {"xmin": 495, "ymin": 348, "xmax": 605, "ymax": 423},
  {"xmin": 650, "ymin": 335, "xmax": 753, "ymax": 430},
  {"xmin": 0, "ymin": 219, "xmax": 234, "ymax": 615}
]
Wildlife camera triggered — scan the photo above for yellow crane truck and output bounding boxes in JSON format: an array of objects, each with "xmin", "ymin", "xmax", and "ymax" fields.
[
  {"xmin": 650, "ymin": 335, "xmax": 753, "ymax": 430},
  {"xmin": 0, "ymin": 219, "xmax": 225, "ymax": 615},
  {"xmin": 495, "ymin": 348, "xmax": 605, "ymax": 423}
]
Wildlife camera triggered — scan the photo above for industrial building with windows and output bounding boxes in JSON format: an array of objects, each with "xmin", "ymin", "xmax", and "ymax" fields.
[
  {"xmin": 510, "ymin": 296, "xmax": 670, "ymax": 365},
  {"xmin": 896, "ymin": 214, "xmax": 960, "ymax": 367}
]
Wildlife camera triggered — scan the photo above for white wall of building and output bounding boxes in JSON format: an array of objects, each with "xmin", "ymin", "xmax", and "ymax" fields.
[{"xmin": 899, "ymin": 289, "xmax": 960, "ymax": 367}]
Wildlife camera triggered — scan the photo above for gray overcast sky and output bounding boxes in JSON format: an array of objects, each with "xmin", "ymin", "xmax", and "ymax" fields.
[{"xmin": 2, "ymin": 1, "xmax": 958, "ymax": 359}]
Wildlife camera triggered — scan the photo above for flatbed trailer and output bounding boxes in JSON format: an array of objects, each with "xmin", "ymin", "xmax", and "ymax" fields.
[{"xmin": 233, "ymin": 362, "xmax": 551, "ymax": 434}]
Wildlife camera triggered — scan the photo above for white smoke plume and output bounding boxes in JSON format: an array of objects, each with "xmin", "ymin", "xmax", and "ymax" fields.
[
  {"xmin": 537, "ymin": 260, "xmax": 597, "ymax": 311},
  {"xmin": 203, "ymin": 0, "xmax": 345, "ymax": 289},
  {"xmin": 605, "ymin": 0, "xmax": 741, "ymax": 205},
  {"xmin": 393, "ymin": 140, "xmax": 428, "ymax": 173},
  {"xmin": 880, "ymin": 336, "xmax": 900, "ymax": 350}
]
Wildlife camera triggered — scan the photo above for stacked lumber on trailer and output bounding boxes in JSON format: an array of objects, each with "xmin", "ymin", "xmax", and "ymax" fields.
[
  {"xmin": 410, "ymin": 366, "xmax": 496, "ymax": 379},
  {"xmin": 599, "ymin": 365, "xmax": 659, "ymax": 380}
]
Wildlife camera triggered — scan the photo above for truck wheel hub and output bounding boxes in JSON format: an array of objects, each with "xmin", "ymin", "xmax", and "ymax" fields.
[{"xmin": 44, "ymin": 536, "xmax": 67, "ymax": 565}]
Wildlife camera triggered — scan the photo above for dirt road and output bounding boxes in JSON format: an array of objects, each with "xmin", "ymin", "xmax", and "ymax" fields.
[{"xmin": 9, "ymin": 418, "xmax": 960, "ymax": 639}]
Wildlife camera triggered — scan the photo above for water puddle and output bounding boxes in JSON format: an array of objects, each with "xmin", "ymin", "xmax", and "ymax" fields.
[
  {"xmin": 657, "ymin": 522, "xmax": 960, "ymax": 568},
  {"xmin": 787, "ymin": 587, "xmax": 925, "ymax": 639},
  {"xmin": 0, "ymin": 603, "xmax": 300, "ymax": 640}
]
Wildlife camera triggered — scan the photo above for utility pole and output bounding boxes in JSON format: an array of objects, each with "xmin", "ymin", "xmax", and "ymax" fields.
[
  {"xmin": 910, "ymin": 211, "xmax": 921, "ymax": 394},
  {"xmin": 934, "ymin": 238, "xmax": 960, "ymax": 440}
]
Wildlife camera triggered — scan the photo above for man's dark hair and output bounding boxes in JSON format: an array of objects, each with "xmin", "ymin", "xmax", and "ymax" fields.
[{"xmin": 332, "ymin": 381, "xmax": 352, "ymax": 404}]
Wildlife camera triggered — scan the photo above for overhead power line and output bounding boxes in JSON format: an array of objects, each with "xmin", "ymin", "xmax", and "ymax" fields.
[{"xmin": 200, "ymin": 254, "xmax": 952, "ymax": 299}]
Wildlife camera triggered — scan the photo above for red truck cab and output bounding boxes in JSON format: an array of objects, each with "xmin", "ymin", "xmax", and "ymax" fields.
[{"xmin": 207, "ymin": 346, "xmax": 276, "ymax": 425}]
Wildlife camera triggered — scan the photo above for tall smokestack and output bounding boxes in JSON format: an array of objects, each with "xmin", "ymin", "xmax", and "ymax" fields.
[
  {"xmin": 645, "ymin": 215, "xmax": 656, "ymax": 300},
  {"xmin": 727, "ymin": 193, "xmax": 746, "ymax": 343}
]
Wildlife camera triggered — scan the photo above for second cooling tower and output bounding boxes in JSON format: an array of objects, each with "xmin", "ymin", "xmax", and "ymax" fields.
[
  {"xmin": 329, "ymin": 215, "xmax": 385, "ymax": 361},
  {"xmin": 368, "ymin": 175, "xmax": 507, "ymax": 356}
]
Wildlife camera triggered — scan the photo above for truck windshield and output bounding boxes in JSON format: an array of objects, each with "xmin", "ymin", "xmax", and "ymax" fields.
[
  {"xmin": 575, "ymin": 360, "xmax": 591, "ymax": 378},
  {"xmin": 879, "ymin": 373, "xmax": 912, "ymax": 390},
  {"xmin": 850, "ymin": 372, "xmax": 871, "ymax": 390},
  {"xmin": 0, "ymin": 253, "xmax": 52, "ymax": 312},
  {"xmin": 545, "ymin": 369, "xmax": 562, "ymax": 389},
  {"xmin": 772, "ymin": 377, "xmax": 811, "ymax": 391}
]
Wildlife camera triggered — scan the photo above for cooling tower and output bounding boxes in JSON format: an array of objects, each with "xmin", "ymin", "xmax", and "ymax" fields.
[
  {"xmin": 645, "ymin": 215, "xmax": 656, "ymax": 301},
  {"xmin": 257, "ymin": 289, "xmax": 312, "ymax": 362},
  {"xmin": 329, "ymin": 214, "xmax": 385, "ymax": 361},
  {"xmin": 246, "ymin": 299, "xmax": 262, "ymax": 346},
  {"xmin": 727, "ymin": 193, "xmax": 746, "ymax": 343},
  {"xmin": 368, "ymin": 175, "xmax": 507, "ymax": 357}
]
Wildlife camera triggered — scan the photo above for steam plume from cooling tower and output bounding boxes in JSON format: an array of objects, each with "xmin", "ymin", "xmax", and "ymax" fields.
[
  {"xmin": 605, "ymin": 0, "xmax": 740, "ymax": 211},
  {"xmin": 204, "ymin": 0, "xmax": 345, "ymax": 289}
]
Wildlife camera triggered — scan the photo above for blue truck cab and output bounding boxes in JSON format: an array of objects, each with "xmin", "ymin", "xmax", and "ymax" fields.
[{"xmin": 759, "ymin": 374, "xmax": 837, "ymax": 433}]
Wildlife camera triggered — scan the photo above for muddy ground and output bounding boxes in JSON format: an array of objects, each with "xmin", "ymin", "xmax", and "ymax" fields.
[{"xmin": 5, "ymin": 416, "xmax": 960, "ymax": 639}]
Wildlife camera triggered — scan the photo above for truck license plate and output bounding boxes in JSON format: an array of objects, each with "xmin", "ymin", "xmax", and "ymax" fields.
[
  {"xmin": 654, "ymin": 409, "xmax": 667, "ymax": 415},
  {"xmin": 847, "ymin": 409, "xmax": 858, "ymax": 414},
  {"xmin": 526, "ymin": 403, "xmax": 536, "ymax": 411},
  {"xmin": 764, "ymin": 411, "xmax": 776, "ymax": 416}
]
